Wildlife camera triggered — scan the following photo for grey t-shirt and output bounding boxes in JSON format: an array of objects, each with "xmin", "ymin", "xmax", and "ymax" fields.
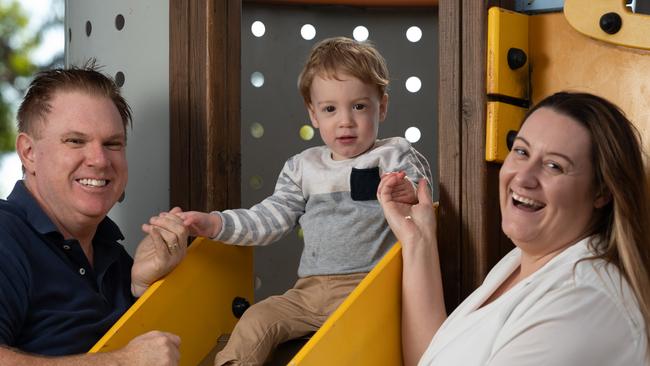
[{"xmin": 214, "ymin": 137, "xmax": 431, "ymax": 277}]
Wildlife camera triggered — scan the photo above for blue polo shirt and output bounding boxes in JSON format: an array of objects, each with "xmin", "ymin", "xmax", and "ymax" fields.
[{"xmin": 0, "ymin": 181, "xmax": 134, "ymax": 355}]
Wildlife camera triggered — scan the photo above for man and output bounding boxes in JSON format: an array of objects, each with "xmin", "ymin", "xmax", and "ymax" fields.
[{"xmin": 0, "ymin": 65, "xmax": 188, "ymax": 365}]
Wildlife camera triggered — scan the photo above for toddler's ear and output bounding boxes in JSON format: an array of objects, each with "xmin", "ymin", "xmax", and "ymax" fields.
[
  {"xmin": 307, "ymin": 103, "xmax": 320, "ymax": 128},
  {"xmin": 379, "ymin": 93, "xmax": 389, "ymax": 121}
]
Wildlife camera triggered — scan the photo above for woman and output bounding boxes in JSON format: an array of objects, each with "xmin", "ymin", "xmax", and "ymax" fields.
[{"xmin": 378, "ymin": 92, "xmax": 650, "ymax": 365}]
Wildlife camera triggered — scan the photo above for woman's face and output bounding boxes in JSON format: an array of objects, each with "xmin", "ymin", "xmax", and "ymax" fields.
[{"xmin": 499, "ymin": 107, "xmax": 606, "ymax": 256}]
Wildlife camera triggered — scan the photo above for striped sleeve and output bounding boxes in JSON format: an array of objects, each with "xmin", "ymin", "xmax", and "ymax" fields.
[{"xmin": 214, "ymin": 155, "xmax": 306, "ymax": 246}]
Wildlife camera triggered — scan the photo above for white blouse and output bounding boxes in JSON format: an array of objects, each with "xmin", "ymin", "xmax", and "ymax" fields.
[{"xmin": 419, "ymin": 237, "xmax": 647, "ymax": 366}]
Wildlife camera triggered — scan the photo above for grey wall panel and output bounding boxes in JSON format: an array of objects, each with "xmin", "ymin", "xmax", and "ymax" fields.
[
  {"xmin": 242, "ymin": 4, "xmax": 438, "ymax": 300},
  {"xmin": 66, "ymin": 0, "xmax": 169, "ymax": 254}
]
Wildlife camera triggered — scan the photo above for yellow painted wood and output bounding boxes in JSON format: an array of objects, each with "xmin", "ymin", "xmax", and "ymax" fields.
[
  {"xmin": 89, "ymin": 238, "xmax": 253, "ymax": 366},
  {"xmin": 529, "ymin": 12, "xmax": 650, "ymax": 154},
  {"xmin": 564, "ymin": 0, "xmax": 650, "ymax": 51},
  {"xmin": 486, "ymin": 7, "xmax": 529, "ymax": 99},
  {"xmin": 485, "ymin": 101, "xmax": 527, "ymax": 163},
  {"xmin": 288, "ymin": 242, "xmax": 403, "ymax": 366}
]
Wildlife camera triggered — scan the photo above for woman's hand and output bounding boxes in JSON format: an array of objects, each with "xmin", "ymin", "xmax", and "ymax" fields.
[{"xmin": 378, "ymin": 176, "xmax": 445, "ymax": 366}]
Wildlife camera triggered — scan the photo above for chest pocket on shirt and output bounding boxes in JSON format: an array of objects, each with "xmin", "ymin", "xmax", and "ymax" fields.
[{"xmin": 350, "ymin": 167, "xmax": 380, "ymax": 201}]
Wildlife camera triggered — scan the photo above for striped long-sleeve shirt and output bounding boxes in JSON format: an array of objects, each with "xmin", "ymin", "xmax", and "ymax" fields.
[{"xmin": 213, "ymin": 137, "xmax": 432, "ymax": 277}]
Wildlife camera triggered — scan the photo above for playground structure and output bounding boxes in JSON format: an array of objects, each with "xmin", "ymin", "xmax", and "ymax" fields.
[{"xmin": 67, "ymin": 0, "xmax": 650, "ymax": 364}]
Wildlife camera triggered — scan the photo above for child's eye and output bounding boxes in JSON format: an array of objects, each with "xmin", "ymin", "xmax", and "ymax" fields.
[
  {"xmin": 353, "ymin": 104, "xmax": 366, "ymax": 111},
  {"xmin": 323, "ymin": 106, "xmax": 336, "ymax": 113}
]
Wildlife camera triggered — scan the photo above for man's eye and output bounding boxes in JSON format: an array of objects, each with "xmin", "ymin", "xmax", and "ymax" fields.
[
  {"xmin": 64, "ymin": 138, "xmax": 84, "ymax": 145},
  {"xmin": 324, "ymin": 106, "xmax": 336, "ymax": 113},
  {"xmin": 106, "ymin": 142, "xmax": 125, "ymax": 151},
  {"xmin": 353, "ymin": 104, "xmax": 366, "ymax": 111}
]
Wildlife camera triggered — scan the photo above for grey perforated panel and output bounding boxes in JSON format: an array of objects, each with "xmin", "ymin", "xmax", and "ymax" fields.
[{"xmin": 242, "ymin": 3, "xmax": 438, "ymax": 300}]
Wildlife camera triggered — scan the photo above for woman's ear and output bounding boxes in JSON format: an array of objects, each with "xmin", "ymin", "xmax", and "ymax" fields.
[{"xmin": 594, "ymin": 188, "xmax": 612, "ymax": 209}]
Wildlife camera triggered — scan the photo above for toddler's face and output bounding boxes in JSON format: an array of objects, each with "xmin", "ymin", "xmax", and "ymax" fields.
[{"xmin": 307, "ymin": 72, "xmax": 388, "ymax": 161}]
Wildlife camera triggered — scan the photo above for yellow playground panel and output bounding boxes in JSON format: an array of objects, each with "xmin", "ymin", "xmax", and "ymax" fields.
[
  {"xmin": 90, "ymin": 239, "xmax": 404, "ymax": 365},
  {"xmin": 89, "ymin": 238, "xmax": 253, "ymax": 366},
  {"xmin": 289, "ymin": 243, "xmax": 403, "ymax": 366}
]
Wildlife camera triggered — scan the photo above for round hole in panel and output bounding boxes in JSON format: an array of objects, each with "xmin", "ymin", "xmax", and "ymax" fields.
[
  {"xmin": 249, "ymin": 175, "xmax": 263, "ymax": 190},
  {"xmin": 250, "ymin": 122, "xmax": 264, "ymax": 138},
  {"xmin": 299, "ymin": 125, "xmax": 314, "ymax": 141},
  {"xmin": 301, "ymin": 24, "xmax": 316, "ymax": 40},
  {"xmin": 115, "ymin": 14, "xmax": 125, "ymax": 30},
  {"xmin": 406, "ymin": 26, "xmax": 422, "ymax": 42},
  {"xmin": 115, "ymin": 71, "xmax": 125, "ymax": 87},
  {"xmin": 250, "ymin": 72, "xmax": 264, "ymax": 88},
  {"xmin": 297, "ymin": 227, "xmax": 304, "ymax": 240},
  {"xmin": 353, "ymin": 26, "xmax": 369, "ymax": 42},
  {"xmin": 85, "ymin": 21, "xmax": 92, "ymax": 37},
  {"xmin": 405, "ymin": 126, "xmax": 422, "ymax": 143},
  {"xmin": 251, "ymin": 20, "xmax": 266, "ymax": 37},
  {"xmin": 405, "ymin": 76, "xmax": 422, "ymax": 93}
]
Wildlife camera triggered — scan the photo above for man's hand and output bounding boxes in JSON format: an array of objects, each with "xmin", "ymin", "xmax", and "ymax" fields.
[
  {"xmin": 0, "ymin": 330, "xmax": 180, "ymax": 366},
  {"xmin": 132, "ymin": 207, "xmax": 189, "ymax": 297},
  {"xmin": 113, "ymin": 330, "xmax": 181, "ymax": 366}
]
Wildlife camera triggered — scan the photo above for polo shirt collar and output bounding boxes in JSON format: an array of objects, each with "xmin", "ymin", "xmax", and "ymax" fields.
[{"xmin": 6, "ymin": 180, "xmax": 124, "ymax": 242}]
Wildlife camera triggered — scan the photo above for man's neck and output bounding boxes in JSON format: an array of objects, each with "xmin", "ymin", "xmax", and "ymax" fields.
[{"xmin": 24, "ymin": 179, "xmax": 99, "ymax": 263}]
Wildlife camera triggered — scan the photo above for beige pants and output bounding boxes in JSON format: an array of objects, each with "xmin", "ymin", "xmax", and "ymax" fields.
[{"xmin": 214, "ymin": 272, "xmax": 367, "ymax": 366}]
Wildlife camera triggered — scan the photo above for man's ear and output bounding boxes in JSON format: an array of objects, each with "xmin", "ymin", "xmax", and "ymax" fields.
[
  {"xmin": 307, "ymin": 103, "xmax": 319, "ymax": 128},
  {"xmin": 16, "ymin": 132, "xmax": 36, "ymax": 175},
  {"xmin": 379, "ymin": 93, "xmax": 389, "ymax": 122},
  {"xmin": 594, "ymin": 189, "xmax": 612, "ymax": 209}
]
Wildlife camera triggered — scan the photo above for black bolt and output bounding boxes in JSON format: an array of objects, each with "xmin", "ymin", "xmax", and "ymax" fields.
[
  {"xmin": 507, "ymin": 48, "xmax": 527, "ymax": 70},
  {"xmin": 506, "ymin": 130, "xmax": 518, "ymax": 151},
  {"xmin": 599, "ymin": 12, "xmax": 622, "ymax": 35},
  {"xmin": 232, "ymin": 297, "xmax": 250, "ymax": 319}
]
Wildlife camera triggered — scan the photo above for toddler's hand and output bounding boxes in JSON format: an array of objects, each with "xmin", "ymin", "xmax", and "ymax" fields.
[
  {"xmin": 175, "ymin": 211, "xmax": 222, "ymax": 238},
  {"xmin": 378, "ymin": 171, "xmax": 418, "ymax": 205}
]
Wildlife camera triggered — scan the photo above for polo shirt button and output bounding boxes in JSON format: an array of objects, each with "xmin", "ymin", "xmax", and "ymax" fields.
[
  {"xmin": 79, "ymin": 268, "xmax": 86, "ymax": 275},
  {"xmin": 63, "ymin": 244, "xmax": 71, "ymax": 250}
]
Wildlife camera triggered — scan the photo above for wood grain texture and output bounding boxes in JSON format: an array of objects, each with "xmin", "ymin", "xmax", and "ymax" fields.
[
  {"xmin": 437, "ymin": 0, "xmax": 462, "ymax": 309},
  {"xmin": 170, "ymin": 0, "xmax": 241, "ymax": 212}
]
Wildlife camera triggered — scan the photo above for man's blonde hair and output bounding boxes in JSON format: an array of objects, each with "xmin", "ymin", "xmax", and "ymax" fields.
[{"xmin": 297, "ymin": 37, "xmax": 389, "ymax": 105}]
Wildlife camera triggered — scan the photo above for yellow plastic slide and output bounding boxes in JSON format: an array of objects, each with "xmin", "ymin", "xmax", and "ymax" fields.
[
  {"xmin": 88, "ymin": 238, "xmax": 253, "ymax": 366},
  {"xmin": 289, "ymin": 242, "xmax": 403, "ymax": 366}
]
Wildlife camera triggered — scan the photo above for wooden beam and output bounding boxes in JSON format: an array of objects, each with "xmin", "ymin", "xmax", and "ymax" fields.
[
  {"xmin": 170, "ymin": 0, "xmax": 241, "ymax": 212},
  {"xmin": 244, "ymin": 0, "xmax": 438, "ymax": 6},
  {"xmin": 437, "ymin": 0, "xmax": 462, "ymax": 309}
]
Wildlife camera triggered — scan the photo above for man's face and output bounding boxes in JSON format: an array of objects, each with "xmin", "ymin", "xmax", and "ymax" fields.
[{"xmin": 18, "ymin": 90, "xmax": 128, "ymax": 233}]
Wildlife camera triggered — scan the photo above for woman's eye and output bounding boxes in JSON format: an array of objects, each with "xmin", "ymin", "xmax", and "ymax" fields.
[
  {"xmin": 545, "ymin": 161, "xmax": 564, "ymax": 173},
  {"xmin": 512, "ymin": 147, "xmax": 527, "ymax": 157},
  {"xmin": 353, "ymin": 104, "xmax": 366, "ymax": 111},
  {"xmin": 324, "ymin": 106, "xmax": 335, "ymax": 113}
]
